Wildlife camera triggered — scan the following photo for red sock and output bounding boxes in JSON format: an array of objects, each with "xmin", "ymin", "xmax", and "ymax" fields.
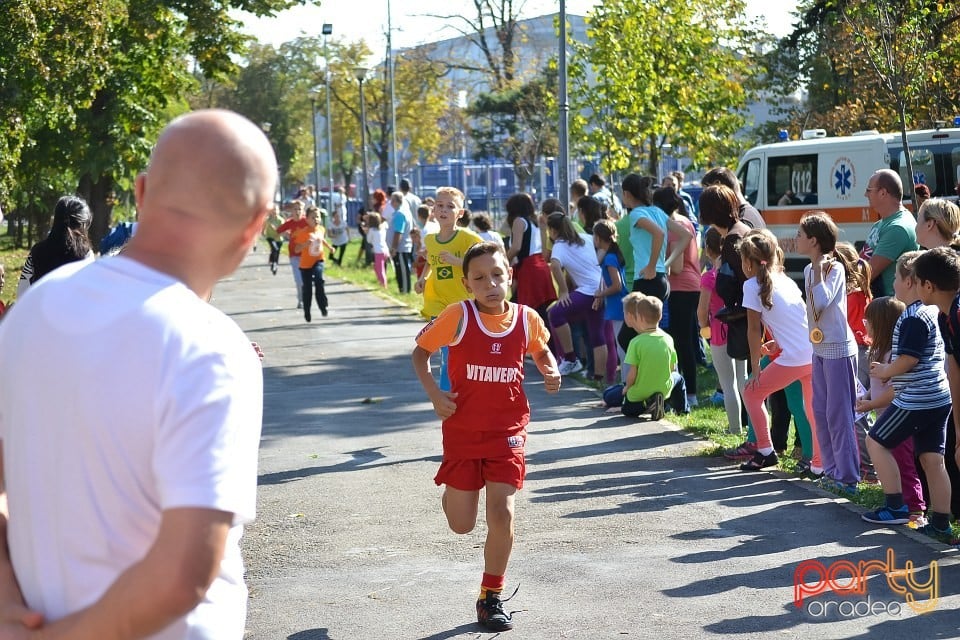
[{"xmin": 479, "ymin": 573, "xmax": 505, "ymax": 599}]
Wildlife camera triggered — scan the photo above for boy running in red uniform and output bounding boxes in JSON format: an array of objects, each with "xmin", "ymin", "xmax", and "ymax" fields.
[{"xmin": 413, "ymin": 241, "xmax": 561, "ymax": 632}]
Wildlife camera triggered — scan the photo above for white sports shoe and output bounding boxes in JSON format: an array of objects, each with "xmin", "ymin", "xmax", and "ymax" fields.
[{"xmin": 557, "ymin": 359, "xmax": 584, "ymax": 375}]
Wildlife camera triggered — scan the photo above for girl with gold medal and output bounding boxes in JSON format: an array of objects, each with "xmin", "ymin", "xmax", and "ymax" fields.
[{"xmin": 797, "ymin": 213, "xmax": 863, "ymax": 494}]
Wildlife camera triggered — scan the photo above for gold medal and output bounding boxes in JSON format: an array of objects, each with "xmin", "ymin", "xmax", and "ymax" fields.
[{"xmin": 810, "ymin": 328, "xmax": 824, "ymax": 344}]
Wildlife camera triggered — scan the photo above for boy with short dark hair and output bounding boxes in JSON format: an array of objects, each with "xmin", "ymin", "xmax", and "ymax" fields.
[
  {"xmin": 621, "ymin": 292, "xmax": 687, "ymax": 419},
  {"xmin": 863, "ymin": 249, "xmax": 958, "ymax": 545},
  {"xmin": 412, "ymin": 242, "xmax": 561, "ymax": 631},
  {"xmin": 911, "ymin": 246, "xmax": 960, "ymax": 543}
]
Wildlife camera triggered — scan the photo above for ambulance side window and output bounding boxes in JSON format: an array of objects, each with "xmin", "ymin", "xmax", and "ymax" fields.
[
  {"xmin": 949, "ymin": 147, "xmax": 960, "ymax": 196},
  {"xmin": 767, "ymin": 154, "xmax": 817, "ymax": 207},
  {"xmin": 891, "ymin": 146, "xmax": 937, "ymax": 197},
  {"xmin": 739, "ymin": 158, "xmax": 761, "ymax": 206}
]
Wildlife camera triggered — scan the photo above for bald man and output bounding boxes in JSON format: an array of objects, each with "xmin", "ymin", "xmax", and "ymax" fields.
[
  {"xmin": 0, "ymin": 110, "xmax": 276, "ymax": 639},
  {"xmin": 859, "ymin": 169, "xmax": 918, "ymax": 297}
]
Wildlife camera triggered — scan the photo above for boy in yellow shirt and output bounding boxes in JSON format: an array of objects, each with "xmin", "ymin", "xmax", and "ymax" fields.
[{"xmin": 415, "ymin": 186, "xmax": 482, "ymax": 390}]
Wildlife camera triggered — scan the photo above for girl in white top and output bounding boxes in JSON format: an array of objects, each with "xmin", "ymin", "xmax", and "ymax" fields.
[
  {"xmin": 797, "ymin": 213, "xmax": 861, "ymax": 489},
  {"xmin": 545, "ymin": 212, "xmax": 609, "ymax": 378},
  {"xmin": 738, "ymin": 228, "xmax": 822, "ymax": 473},
  {"xmin": 365, "ymin": 212, "xmax": 390, "ymax": 288}
]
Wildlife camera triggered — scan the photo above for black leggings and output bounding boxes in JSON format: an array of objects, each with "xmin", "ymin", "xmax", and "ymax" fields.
[
  {"xmin": 667, "ymin": 290, "xmax": 700, "ymax": 394},
  {"xmin": 617, "ymin": 274, "xmax": 668, "ymax": 352}
]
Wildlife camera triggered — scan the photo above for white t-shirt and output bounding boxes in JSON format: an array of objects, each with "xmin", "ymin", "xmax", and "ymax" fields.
[
  {"xmin": 742, "ymin": 271, "xmax": 812, "ymax": 367},
  {"xmin": 0, "ymin": 257, "xmax": 263, "ymax": 639},
  {"xmin": 367, "ymin": 224, "xmax": 389, "ymax": 254},
  {"xmin": 549, "ymin": 233, "xmax": 602, "ymax": 296},
  {"xmin": 477, "ymin": 229, "xmax": 504, "ymax": 248}
]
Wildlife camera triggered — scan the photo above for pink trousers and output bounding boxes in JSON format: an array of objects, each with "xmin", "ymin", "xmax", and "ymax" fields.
[
  {"xmin": 373, "ymin": 253, "xmax": 389, "ymax": 287},
  {"xmin": 743, "ymin": 361, "xmax": 822, "ymax": 468}
]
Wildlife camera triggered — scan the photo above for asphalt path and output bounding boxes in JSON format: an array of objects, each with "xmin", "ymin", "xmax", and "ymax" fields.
[{"xmin": 213, "ymin": 251, "xmax": 959, "ymax": 640}]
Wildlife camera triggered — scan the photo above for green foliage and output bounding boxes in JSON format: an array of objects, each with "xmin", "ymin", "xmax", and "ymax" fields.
[
  {"xmin": 1, "ymin": 0, "xmax": 298, "ymax": 246},
  {"xmin": 468, "ymin": 65, "xmax": 559, "ymax": 190},
  {"xmin": 761, "ymin": 0, "xmax": 960, "ymax": 139},
  {"xmin": 569, "ymin": 0, "xmax": 760, "ymax": 175}
]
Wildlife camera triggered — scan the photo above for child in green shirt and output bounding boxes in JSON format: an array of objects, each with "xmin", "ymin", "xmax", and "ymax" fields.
[{"xmin": 622, "ymin": 292, "xmax": 688, "ymax": 419}]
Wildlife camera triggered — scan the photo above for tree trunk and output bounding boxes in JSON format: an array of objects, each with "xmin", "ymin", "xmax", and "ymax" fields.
[
  {"xmin": 78, "ymin": 172, "xmax": 115, "ymax": 248},
  {"xmin": 898, "ymin": 104, "xmax": 917, "ymax": 213}
]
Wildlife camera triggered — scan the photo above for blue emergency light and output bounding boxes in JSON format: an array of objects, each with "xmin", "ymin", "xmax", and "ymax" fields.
[
  {"xmin": 778, "ymin": 129, "xmax": 789, "ymax": 142},
  {"xmin": 954, "ymin": 116, "xmax": 960, "ymax": 127}
]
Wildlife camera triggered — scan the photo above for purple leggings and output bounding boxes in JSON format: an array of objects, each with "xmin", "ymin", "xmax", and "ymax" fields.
[{"xmin": 548, "ymin": 291, "xmax": 606, "ymax": 348}]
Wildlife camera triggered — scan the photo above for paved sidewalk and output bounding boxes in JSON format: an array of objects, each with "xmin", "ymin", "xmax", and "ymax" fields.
[{"xmin": 214, "ymin": 252, "xmax": 959, "ymax": 640}]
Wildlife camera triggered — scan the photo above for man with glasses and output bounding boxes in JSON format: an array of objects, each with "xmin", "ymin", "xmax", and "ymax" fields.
[{"xmin": 859, "ymin": 169, "xmax": 919, "ymax": 297}]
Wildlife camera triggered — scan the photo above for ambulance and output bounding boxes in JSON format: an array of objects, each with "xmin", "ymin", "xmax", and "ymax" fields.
[{"xmin": 735, "ymin": 125, "xmax": 960, "ymax": 277}]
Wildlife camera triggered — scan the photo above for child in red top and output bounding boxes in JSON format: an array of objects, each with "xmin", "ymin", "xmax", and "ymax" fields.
[{"xmin": 412, "ymin": 241, "xmax": 560, "ymax": 632}]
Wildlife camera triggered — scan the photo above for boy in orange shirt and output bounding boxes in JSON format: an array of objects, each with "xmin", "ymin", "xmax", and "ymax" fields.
[
  {"xmin": 412, "ymin": 242, "xmax": 561, "ymax": 632},
  {"xmin": 290, "ymin": 206, "xmax": 333, "ymax": 322}
]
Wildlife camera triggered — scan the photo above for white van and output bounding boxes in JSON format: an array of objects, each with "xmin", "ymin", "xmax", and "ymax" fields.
[{"xmin": 736, "ymin": 126, "xmax": 960, "ymax": 276}]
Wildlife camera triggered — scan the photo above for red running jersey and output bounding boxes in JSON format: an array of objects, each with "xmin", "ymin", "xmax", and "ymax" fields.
[{"xmin": 443, "ymin": 300, "xmax": 530, "ymax": 459}]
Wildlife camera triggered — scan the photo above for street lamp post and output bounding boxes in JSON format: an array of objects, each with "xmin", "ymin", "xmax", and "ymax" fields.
[
  {"xmin": 309, "ymin": 91, "xmax": 321, "ymax": 202},
  {"xmin": 386, "ymin": 0, "xmax": 398, "ymax": 187},
  {"xmin": 355, "ymin": 67, "xmax": 370, "ymax": 209},
  {"xmin": 322, "ymin": 24, "xmax": 334, "ymax": 204}
]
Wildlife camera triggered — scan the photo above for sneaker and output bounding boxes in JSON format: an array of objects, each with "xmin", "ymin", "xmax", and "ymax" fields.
[
  {"xmin": 835, "ymin": 482, "xmax": 859, "ymax": 497},
  {"xmin": 739, "ymin": 450, "xmax": 779, "ymax": 471},
  {"xmin": 710, "ymin": 391, "xmax": 725, "ymax": 406},
  {"xmin": 861, "ymin": 505, "xmax": 910, "ymax": 525},
  {"xmin": 476, "ymin": 591, "xmax": 514, "ymax": 631},
  {"xmin": 321, "ymin": 307, "xmax": 328, "ymax": 317},
  {"xmin": 686, "ymin": 393, "xmax": 699, "ymax": 408},
  {"xmin": 916, "ymin": 523, "xmax": 960, "ymax": 546},
  {"xmin": 304, "ymin": 309, "xmax": 312, "ymax": 323},
  {"xmin": 723, "ymin": 441, "xmax": 758, "ymax": 460},
  {"xmin": 646, "ymin": 392, "xmax": 665, "ymax": 420},
  {"xmin": 297, "ymin": 301, "xmax": 303, "ymax": 309},
  {"xmin": 907, "ymin": 512, "xmax": 928, "ymax": 529},
  {"xmin": 557, "ymin": 359, "xmax": 584, "ymax": 375},
  {"xmin": 795, "ymin": 459, "xmax": 822, "ymax": 480}
]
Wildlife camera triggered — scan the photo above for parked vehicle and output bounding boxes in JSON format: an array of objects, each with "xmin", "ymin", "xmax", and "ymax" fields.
[{"xmin": 736, "ymin": 125, "xmax": 960, "ymax": 276}]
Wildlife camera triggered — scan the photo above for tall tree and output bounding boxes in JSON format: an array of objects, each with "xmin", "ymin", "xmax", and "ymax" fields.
[
  {"xmin": 426, "ymin": 0, "xmax": 524, "ymax": 91},
  {"xmin": 469, "ymin": 64, "xmax": 559, "ymax": 191},
  {"xmin": 15, "ymin": 0, "xmax": 300, "ymax": 245},
  {"xmin": 569, "ymin": 0, "xmax": 760, "ymax": 176},
  {"xmin": 0, "ymin": 1, "xmax": 113, "ymax": 242},
  {"xmin": 839, "ymin": 0, "xmax": 960, "ymax": 208},
  {"xmin": 761, "ymin": 0, "xmax": 960, "ymax": 143}
]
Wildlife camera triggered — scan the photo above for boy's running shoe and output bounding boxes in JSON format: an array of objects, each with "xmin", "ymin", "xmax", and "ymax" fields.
[
  {"xmin": 916, "ymin": 523, "xmax": 960, "ymax": 546},
  {"xmin": 646, "ymin": 393, "xmax": 665, "ymax": 420},
  {"xmin": 723, "ymin": 441, "xmax": 757, "ymax": 460},
  {"xmin": 709, "ymin": 391, "xmax": 725, "ymax": 406},
  {"xmin": 861, "ymin": 505, "xmax": 910, "ymax": 525},
  {"xmin": 557, "ymin": 359, "xmax": 584, "ymax": 376},
  {"xmin": 476, "ymin": 591, "xmax": 514, "ymax": 631}
]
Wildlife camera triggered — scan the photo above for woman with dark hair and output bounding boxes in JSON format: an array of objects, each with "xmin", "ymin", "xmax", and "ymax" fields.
[
  {"xmin": 577, "ymin": 196, "xmax": 605, "ymax": 236},
  {"xmin": 617, "ymin": 174, "xmax": 692, "ymax": 351},
  {"xmin": 504, "ymin": 193, "xmax": 557, "ymax": 321},
  {"xmin": 18, "ymin": 195, "xmax": 94, "ymax": 297},
  {"xmin": 654, "ymin": 186, "xmax": 699, "ymax": 406}
]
